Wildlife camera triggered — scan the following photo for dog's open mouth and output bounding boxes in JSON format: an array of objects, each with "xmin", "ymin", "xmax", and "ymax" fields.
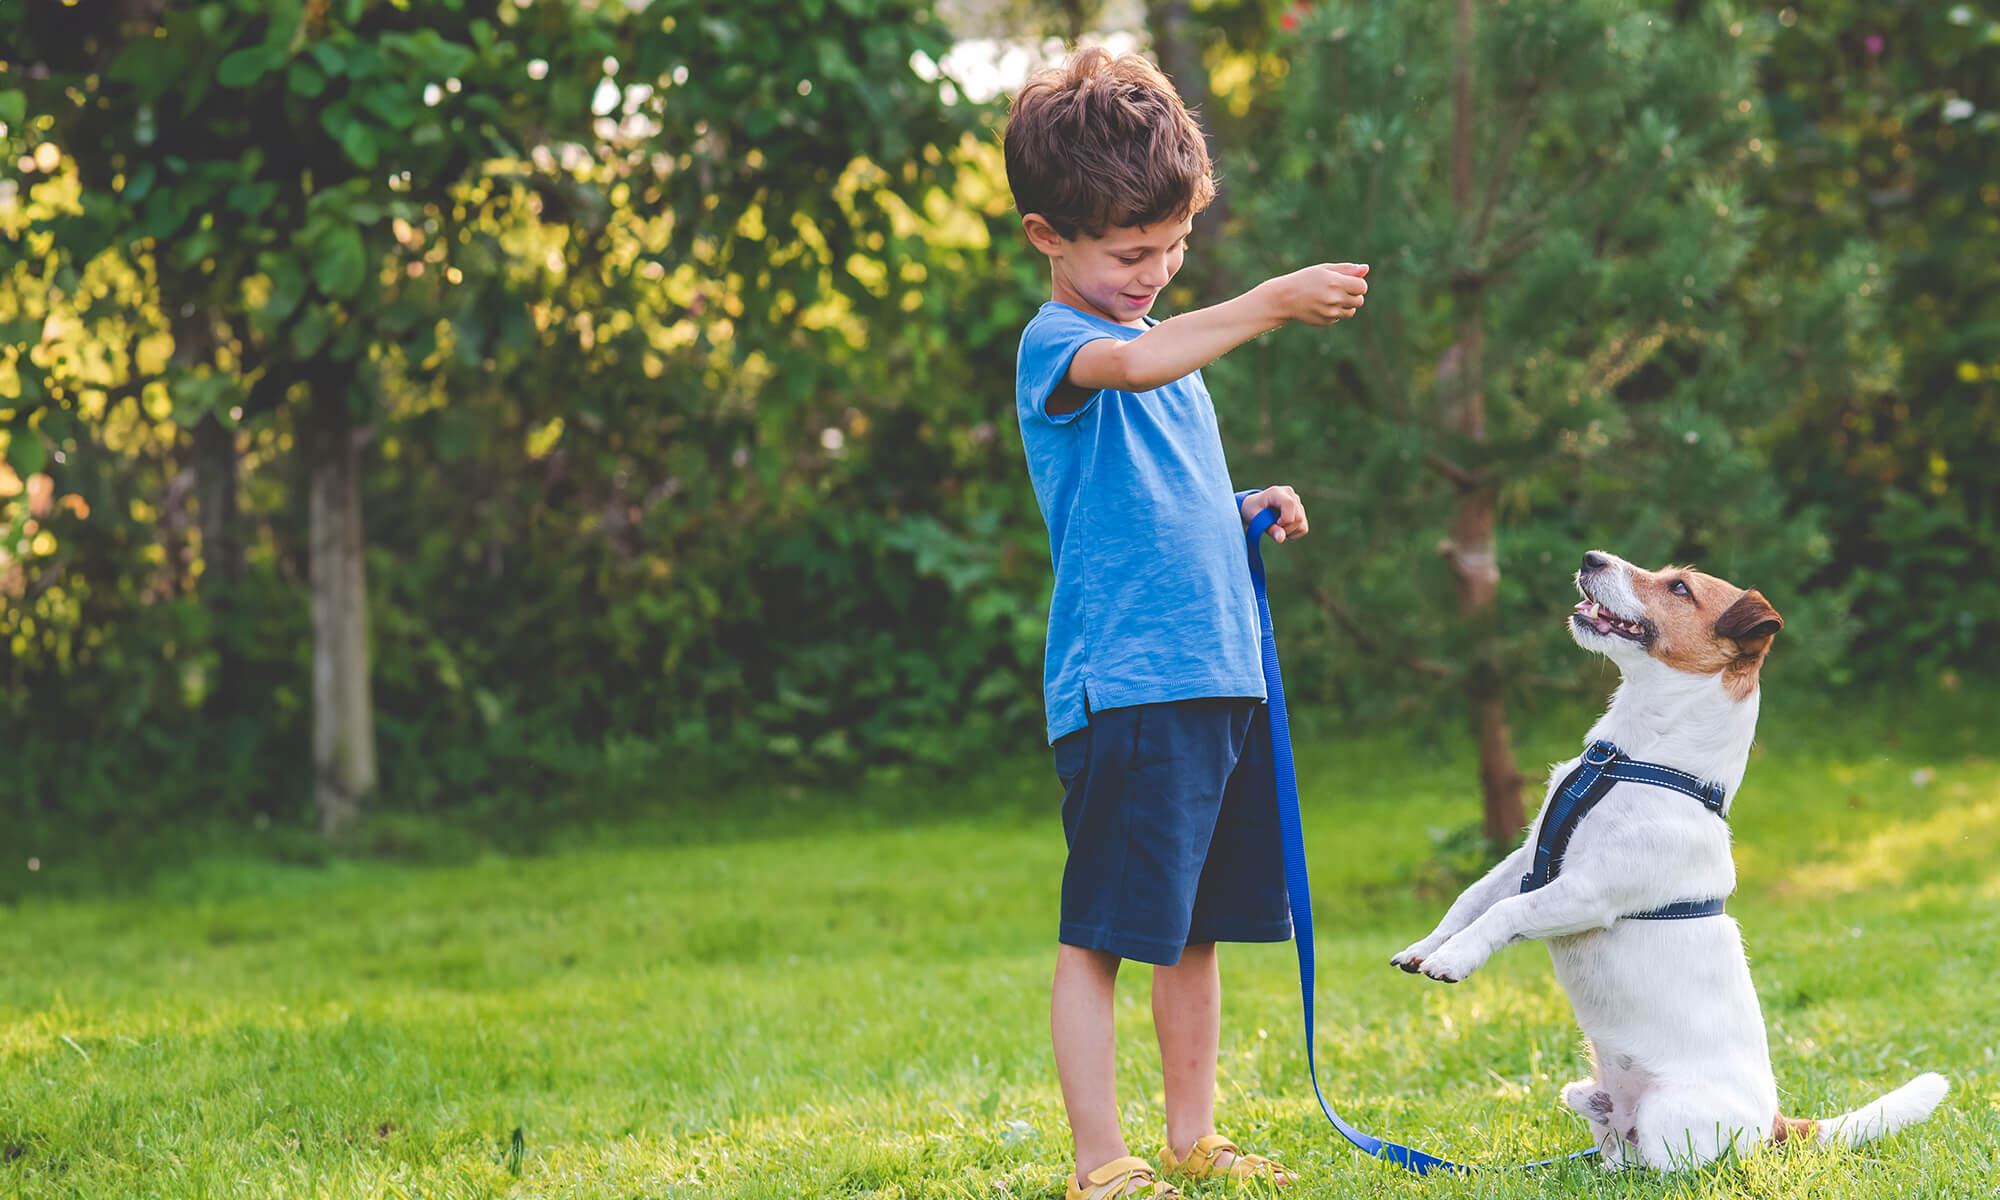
[{"xmin": 1572, "ymin": 597, "xmax": 1650, "ymax": 643}]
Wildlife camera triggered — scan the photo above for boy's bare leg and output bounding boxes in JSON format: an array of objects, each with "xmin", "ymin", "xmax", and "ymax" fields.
[
  {"xmin": 1053, "ymin": 943, "xmax": 1128, "ymax": 1188},
  {"xmin": 1155, "ymin": 944, "xmax": 1291, "ymax": 1182},
  {"xmin": 1153, "ymin": 942, "xmax": 1221, "ymax": 1158}
]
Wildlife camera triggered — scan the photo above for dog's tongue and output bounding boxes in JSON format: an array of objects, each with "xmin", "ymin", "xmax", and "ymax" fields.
[{"xmin": 1574, "ymin": 599, "xmax": 1618, "ymax": 634}]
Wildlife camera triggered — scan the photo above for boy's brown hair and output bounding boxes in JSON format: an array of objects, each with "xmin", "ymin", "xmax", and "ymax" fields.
[{"xmin": 1003, "ymin": 47, "xmax": 1215, "ymax": 240}]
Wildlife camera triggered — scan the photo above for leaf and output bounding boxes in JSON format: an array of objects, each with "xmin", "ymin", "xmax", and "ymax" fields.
[
  {"xmin": 309, "ymin": 41, "xmax": 346, "ymax": 76},
  {"xmin": 0, "ymin": 90, "xmax": 25, "ymax": 128},
  {"xmin": 6, "ymin": 430, "xmax": 45, "ymax": 477},
  {"xmin": 288, "ymin": 61, "xmax": 327, "ymax": 97},
  {"xmin": 263, "ymin": 256, "xmax": 308, "ymax": 322},
  {"xmin": 227, "ymin": 180, "xmax": 278, "ymax": 216},
  {"xmin": 337, "ymin": 121, "xmax": 378, "ymax": 169},
  {"xmin": 343, "ymin": 45, "xmax": 387, "ymax": 80},
  {"xmin": 312, "ymin": 226, "xmax": 368, "ymax": 298},
  {"xmin": 124, "ymin": 161, "xmax": 158, "ymax": 203},
  {"xmin": 356, "ymin": 84, "xmax": 419, "ymax": 130},
  {"xmin": 218, "ymin": 46, "xmax": 278, "ymax": 88},
  {"xmin": 105, "ymin": 39, "xmax": 181, "ymax": 97},
  {"xmin": 291, "ymin": 304, "xmax": 332, "ymax": 357},
  {"xmin": 173, "ymin": 230, "xmax": 222, "ymax": 268}
]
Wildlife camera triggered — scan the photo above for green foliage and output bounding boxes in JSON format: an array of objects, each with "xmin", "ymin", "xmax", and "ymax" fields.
[
  {"xmin": 1207, "ymin": 0, "xmax": 1880, "ymax": 708},
  {"xmin": 0, "ymin": 0, "xmax": 1051, "ymax": 832},
  {"xmin": 1746, "ymin": 0, "xmax": 2000, "ymax": 678},
  {"xmin": 0, "ymin": 0, "xmax": 1993, "ymax": 839}
]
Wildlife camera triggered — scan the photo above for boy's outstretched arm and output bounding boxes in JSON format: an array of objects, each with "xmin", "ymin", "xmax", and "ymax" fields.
[{"xmin": 1066, "ymin": 263, "xmax": 1369, "ymax": 398}]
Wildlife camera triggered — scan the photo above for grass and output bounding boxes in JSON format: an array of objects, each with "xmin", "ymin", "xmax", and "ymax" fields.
[{"xmin": 2, "ymin": 683, "xmax": 1996, "ymax": 1198}]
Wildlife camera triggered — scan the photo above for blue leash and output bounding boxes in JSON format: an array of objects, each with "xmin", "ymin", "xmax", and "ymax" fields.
[{"xmin": 1243, "ymin": 508, "xmax": 1599, "ymax": 1175}]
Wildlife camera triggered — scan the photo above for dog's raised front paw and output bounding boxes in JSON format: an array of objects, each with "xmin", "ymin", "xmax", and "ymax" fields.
[
  {"xmin": 1417, "ymin": 937, "xmax": 1488, "ymax": 983},
  {"xmin": 1390, "ymin": 935, "xmax": 1446, "ymax": 973}
]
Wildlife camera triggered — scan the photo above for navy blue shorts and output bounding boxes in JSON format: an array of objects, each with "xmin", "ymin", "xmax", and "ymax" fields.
[{"xmin": 1052, "ymin": 698, "xmax": 1293, "ymax": 966}]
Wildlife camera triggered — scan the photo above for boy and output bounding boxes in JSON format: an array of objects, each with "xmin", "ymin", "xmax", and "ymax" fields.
[{"xmin": 1004, "ymin": 45, "xmax": 1369, "ymax": 1200}]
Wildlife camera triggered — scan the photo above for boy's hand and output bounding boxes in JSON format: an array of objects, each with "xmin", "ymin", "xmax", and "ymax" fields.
[
  {"xmin": 1241, "ymin": 486, "xmax": 1308, "ymax": 543},
  {"xmin": 1264, "ymin": 263, "xmax": 1369, "ymax": 327}
]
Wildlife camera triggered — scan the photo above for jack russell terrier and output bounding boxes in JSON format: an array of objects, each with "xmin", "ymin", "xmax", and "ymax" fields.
[{"xmin": 1390, "ymin": 550, "xmax": 1947, "ymax": 1169}]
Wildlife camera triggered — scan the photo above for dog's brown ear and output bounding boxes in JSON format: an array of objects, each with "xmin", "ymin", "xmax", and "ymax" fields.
[{"xmin": 1717, "ymin": 589, "xmax": 1782, "ymax": 650}]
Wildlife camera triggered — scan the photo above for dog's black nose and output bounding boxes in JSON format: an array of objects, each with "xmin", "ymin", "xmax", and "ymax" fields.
[{"xmin": 1582, "ymin": 551, "xmax": 1609, "ymax": 571}]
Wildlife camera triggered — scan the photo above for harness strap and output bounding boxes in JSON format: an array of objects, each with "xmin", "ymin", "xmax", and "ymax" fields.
[
  {"xmin": 1244, "ymin": 509, "xmax": 1597, "ymax": 1175},
  {"xmin": 1626, "ymin": 897, "xmax": 1728, "ymax": 920},
  {"xmin": 1520, "ymin": 741, "xmax": 1730, "ymax": 920}
]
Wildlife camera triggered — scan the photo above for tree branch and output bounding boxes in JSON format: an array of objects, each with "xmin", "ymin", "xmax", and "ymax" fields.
[
  {"xmin": 1424, "ymin": 452, "xmax": 1484, "ymax": 491},
  {"xmin": 1470, "ymin": 82, "xmax": 1541, "ymax": 252},
  {"xmin": 1312, "ymin": 583, "xmax": 1455, "ymax": 678}
]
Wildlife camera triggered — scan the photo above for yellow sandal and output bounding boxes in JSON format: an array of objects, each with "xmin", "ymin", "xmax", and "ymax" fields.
[
  {"xmin": 1161, "ymin": 1134, "xmax": 1294, "ymax": 1187},
  {"xmin": 1066, "ymin": 1155, "xmax": 1184, "ymax": 1200}
]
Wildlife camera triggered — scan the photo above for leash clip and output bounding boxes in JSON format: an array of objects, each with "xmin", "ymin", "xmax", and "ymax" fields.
[{"xmin": 1583, "ymin": 741, "xmax": 1618, "ymax": 766}]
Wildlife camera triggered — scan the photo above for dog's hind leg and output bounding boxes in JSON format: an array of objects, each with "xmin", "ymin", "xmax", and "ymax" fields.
[
  {"xmin": 1562, "ymin": 1079, "xmax": 1638, "ymax": 1169},
  {"xmin": 1629, "ymin": 1087, "xmax": 1763, "ymax": 1171}
]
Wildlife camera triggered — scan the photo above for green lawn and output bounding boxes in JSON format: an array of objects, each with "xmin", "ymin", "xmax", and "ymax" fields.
[{"xmin": 3, "ymin": 689, "xmax": 1996, "ymax": 1197}]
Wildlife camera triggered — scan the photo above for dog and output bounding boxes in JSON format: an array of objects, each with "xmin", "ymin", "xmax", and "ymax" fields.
[{"xmin": 1388, "ymin": 550, "xmax": 1947, "ymax": 1169}]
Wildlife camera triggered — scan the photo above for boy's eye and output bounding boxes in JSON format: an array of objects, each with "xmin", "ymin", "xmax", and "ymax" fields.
[{"xmin": 1117, "ymin": 254, "xmax": 1144, "ymax": 265}]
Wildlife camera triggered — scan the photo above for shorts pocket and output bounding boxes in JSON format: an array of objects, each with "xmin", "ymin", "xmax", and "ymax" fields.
[
  {"xmin": 1127, "ymin": 703, "xmax": 1164, "ymax": 771},
  {"xmin": 1053, "ymin": 726, "xmax": 1091, "ymax": 787}
]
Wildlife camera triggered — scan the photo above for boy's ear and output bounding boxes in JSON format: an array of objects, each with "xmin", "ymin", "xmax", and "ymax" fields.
[{"xmin": 1021, "ymin": 213, "xmax": 1068, "ymax": 256}]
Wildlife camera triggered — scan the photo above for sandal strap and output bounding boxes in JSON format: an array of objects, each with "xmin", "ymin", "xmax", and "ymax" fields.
[
  {"xmin": 1165, "ymin": 1133, "xmax": 1292, "ymax": 1183},
  {"xmin": 1165, "ymin": 1133, "xmax": 1237, "ymax": 1177},
  {"xmin": 1068, "ymin": 1155, "xmax": 1181, "ymax": 1200},
  {"xmin": 1222, "ymin": 1150, "xmax": 1290, "ymax": 1183}
]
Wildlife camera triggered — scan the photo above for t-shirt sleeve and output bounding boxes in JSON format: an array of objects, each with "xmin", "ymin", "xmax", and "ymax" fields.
[{"xmin": 1016, "ymin": 306, "xmax": 1121, "ymax": 425}]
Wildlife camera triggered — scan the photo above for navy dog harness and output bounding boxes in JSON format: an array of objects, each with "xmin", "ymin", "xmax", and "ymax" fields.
[{"xmin": 1521, "ymin": 740, "xmax": 1730, "ymax": 921}]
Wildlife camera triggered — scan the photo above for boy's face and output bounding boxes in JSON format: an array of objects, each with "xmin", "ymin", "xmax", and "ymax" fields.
[{"xmin": 1023, "ymin": 214, "xmax": 1191, "ymax": 327}]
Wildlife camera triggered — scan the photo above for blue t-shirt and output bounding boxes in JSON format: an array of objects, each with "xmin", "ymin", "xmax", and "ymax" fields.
[{"xmin": 1016, "ymin": 300, "xmax": 1265, "ymax": 743}]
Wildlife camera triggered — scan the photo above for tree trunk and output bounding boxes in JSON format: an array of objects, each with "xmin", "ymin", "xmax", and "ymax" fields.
[
  {"xmin": 308, "ymin": 383, "xmax": 376, "ymax": 837},
  {"xmin": 1441, "ymin": 0, "xmax": 1526, "ymax": 846}
]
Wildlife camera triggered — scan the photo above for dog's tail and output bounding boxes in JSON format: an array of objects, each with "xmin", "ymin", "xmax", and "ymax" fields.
[{"xmin": 1787, "ymin": 1073, "xmax": 1949, "ymax": 1148}]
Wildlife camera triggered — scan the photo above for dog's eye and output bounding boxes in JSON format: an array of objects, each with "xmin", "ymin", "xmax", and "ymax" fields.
[{"xmin": 1670, "ymin": 579, "xmax": 1693, "ymax": 600}]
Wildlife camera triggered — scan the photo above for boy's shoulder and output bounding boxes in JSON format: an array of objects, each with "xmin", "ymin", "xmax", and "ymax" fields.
[
  {"xmin": 1020, "ymin": 300, "xmax": 1144, "ymax": 348},
  {"xmin": 1016, "ymin": 302, "xmax": 1150, "ymax": 405}
]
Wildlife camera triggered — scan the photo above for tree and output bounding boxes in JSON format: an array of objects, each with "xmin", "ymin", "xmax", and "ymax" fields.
[
  {"xmin": 7, "ymin": 0, "xmax": 645, "ymax": 832},
  {"xmin": 1213, "ymin": 0, "xmax": 1879, "ymax": 843},
  {"xmin": 1746, "ymin": 0, "xmax": 2000, "ymax": 679},
  {"xmin": 1, "ymin": 0, "xmax": 1017, "ymax": 833}
]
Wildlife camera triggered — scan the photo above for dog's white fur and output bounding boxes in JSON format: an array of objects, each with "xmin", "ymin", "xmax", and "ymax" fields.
[{"xmin": 1389, "ymin": 551, "xmax": 1947, "ymax": 1169}]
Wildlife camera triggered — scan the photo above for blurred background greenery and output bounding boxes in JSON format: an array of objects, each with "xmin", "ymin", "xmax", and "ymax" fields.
[{"xmin": 1, "ymin": 0, "xmax": 1993, "ymax": 865}]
